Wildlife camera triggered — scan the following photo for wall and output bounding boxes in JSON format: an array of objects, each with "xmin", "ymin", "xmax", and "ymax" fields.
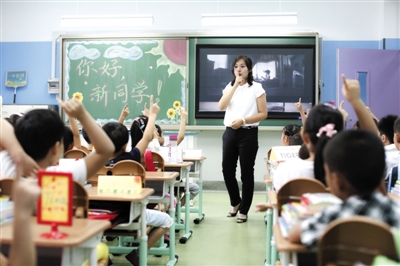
[{"xmin": 1, "ymin": 1, "xmax": 399, "ymax": 183}]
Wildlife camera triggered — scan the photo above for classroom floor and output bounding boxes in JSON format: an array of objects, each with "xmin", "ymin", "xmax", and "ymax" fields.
[{"xmin": 107, "ymin": 191, "xmax": 267, "ymax": 266}]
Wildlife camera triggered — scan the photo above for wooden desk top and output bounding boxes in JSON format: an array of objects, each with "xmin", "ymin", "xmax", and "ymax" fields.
[
  {"xmin": 164, "ymin": 161, "xmax": 193, "ymax": 168},
  {"xmin": 145, "ymin": 171, "xmax": 179, "ymax": 181},
  {"xmin": 273, "ymin": 224, "xmax": 308, "ymax": 253},
  {"xmin": 183, "ymin": 157, "xmax": 207, "ymax": 161},
  {"xmin": 267, "ymin": 190, "xmax": 278, "ymax": 206},
  {"xmin": 88, "ymin": 187, "xmax": 154, "ymax": 201},
  {"xmin": 1, "ymin": 217, "xmax": 110, "ymax": 247}
]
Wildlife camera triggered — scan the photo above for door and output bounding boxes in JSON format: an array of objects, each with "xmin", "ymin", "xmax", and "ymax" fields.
[{"xmin": 337, "ymin": 49, "xmax": 400, "ymax": 129}]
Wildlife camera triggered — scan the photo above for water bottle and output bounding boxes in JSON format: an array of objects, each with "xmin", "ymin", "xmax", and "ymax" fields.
[{"xmin": 169, "ymin": 135, "xmax": 178, "ymax": 163}]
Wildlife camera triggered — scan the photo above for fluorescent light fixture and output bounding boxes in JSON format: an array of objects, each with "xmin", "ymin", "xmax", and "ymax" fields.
[
  {"xmin": 61, "ymin": 15, "xmax": 153, "ymax": 27},
  {"xmin": 202, "ymin": 13, "xmax": 297, "ymax": 26}
]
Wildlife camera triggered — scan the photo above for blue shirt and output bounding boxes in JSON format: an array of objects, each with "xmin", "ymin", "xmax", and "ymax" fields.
[{"xmin": 107, "ymin": 147, "xmax": 141, "ymax": 165}]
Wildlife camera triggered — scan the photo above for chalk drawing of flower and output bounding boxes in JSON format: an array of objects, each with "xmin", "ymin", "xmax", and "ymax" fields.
[
  {"xmin": 73, "ymin": 92, "xmax": 83, "ymax": 102},
  {"xmin": 167, "ymin": 108, "xmax": 176, "ymax": 119},
  {"xmin": 173, "ymin": 101, "xmax": 181, "ymax": 109}
]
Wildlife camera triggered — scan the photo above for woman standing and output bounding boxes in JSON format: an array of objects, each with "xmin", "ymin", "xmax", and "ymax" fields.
[{"xmin": 218, "ymin": 55, "xmax": 268, "ymax": 223}]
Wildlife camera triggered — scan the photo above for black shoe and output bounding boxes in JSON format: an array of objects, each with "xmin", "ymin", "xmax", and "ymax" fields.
[
  {"xmin": 227, "ymin": 202, "xmax": 241, "ymax": 217},
  {"xmin": 237, "ymin": 215, "xmax": 248, "ymax": 223},
  {"xmin": 125, "ymin": 249, "xmax": 139, "ymax": 266}
]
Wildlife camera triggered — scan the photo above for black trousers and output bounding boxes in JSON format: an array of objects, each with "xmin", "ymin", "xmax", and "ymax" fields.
[{"xmin": 222, "ymin": 127, "xmax": 259, "ymax": 215}]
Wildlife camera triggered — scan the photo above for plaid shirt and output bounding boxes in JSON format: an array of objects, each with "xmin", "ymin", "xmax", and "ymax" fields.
[{"xmin": 301, "ymin": 192, "xmax": 400, "ymax": 249}]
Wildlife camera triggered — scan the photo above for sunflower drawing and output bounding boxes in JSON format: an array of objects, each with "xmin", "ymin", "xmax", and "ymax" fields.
[
  {"xmin": 72, "ymin": 92, "xmax": 83, "ymax": 102},
  {"xmin": 167, "ymin": 108, "xmax": 176, "ymax": 119},
  {"xmin": 173, "ymin": 101, "xmax": 181, "ymax": 109}
]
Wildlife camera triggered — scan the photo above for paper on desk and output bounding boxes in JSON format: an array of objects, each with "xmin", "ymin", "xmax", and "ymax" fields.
[{"xmin": 97, "ymin": 175, "xmax": 142, "ymax": 195}]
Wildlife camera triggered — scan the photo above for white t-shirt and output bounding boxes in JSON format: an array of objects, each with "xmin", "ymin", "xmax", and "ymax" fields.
[
  {"xmin": 0, "ymin": 150, "xmax": 87, "ymax": 184},
  {"xmin": 147, "ymin": 139, "xmax": 161, "ymax": 152},
  {"xmin": 223, "ymin": 81, "xmax": 265, "ymax": 127},
  {"xmin": 272, "ymin": 158, "xmax": 314, "ymax": 191},
  {"xmin": 384, "ymin": 144, "xmax": 400, "ymax": 179}
]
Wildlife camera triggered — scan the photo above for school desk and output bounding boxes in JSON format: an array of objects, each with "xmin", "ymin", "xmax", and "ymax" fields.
[
  {"xmin": 181, "ymin": 156, "xmax": 207, "ymax": 224},
  {"xmin": 144, "ymin": 171, "xmax": 179, "ymax": 263},
  {"xmin": 0, "ymin": 217, "xmax": 110, "ymax": 266},
  {"xmin": 273, "ymin": 224, "xmax": 309, "ymax": 266},
  {"xmin": 87, "ymin": 187, "xmax": 155, "ymax": 266},
  {"xmin": 164, "ymin": 161, "xmax": 194, "ymax": 244}
]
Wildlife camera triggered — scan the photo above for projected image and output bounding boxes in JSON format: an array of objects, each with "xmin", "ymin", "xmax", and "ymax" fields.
[{"xmin": 195, "ymin": 45, "xmax": 316, "ymax": 119}]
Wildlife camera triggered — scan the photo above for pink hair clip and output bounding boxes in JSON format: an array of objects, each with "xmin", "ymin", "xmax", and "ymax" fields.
[{"xmin": 316, "ymin": 123, "xmax": 337, "ymax": 138}]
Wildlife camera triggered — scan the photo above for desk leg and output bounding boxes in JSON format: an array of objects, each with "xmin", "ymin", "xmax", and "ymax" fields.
[
  {"xmin": 265, "ymin": 207, "xmax": 273, "ymax": 266},
  {"xmin": 193, "ymin": 160, "xmax": 205, "ymax": 224},
  {"xmin": 61, "ymin": 232, "xmax": 103, "ymax": 266},
  {"xmin": 179, "ymin": 166, "xmax": 193, "ymax": 243},
  {"xmin": 139, "ymin": 198, "xmax": 149, "ymax": 266}
]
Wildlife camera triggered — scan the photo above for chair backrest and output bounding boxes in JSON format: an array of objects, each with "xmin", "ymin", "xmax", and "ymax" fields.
[
  {"xmin": 141, "ymin": 151, "xmax": 165, "ymax": 172},
  {"xmin": 277, "ymin": 177, "xmax": 328, "ymax": 214},
  {"xmin": 0, "ymin": 178, "xmax": 14, "ymax": 199},
  {"xmin": 79, "ymin": 145, "xmax": 91, "ymax": 154},
  {"xmin": 105, "ymin": 160, "xmax": 146, "ymax": 187},
  {"xmin": 64, "ymin": 149, "xmax": 88, "ymax": 159},
  {"xmin": 318, "ymin": 216, "xmax": 398, "ymax": 266},
  {"xmin": 73, "ymin": 181, "xmax": 88, "ymax": 218}
]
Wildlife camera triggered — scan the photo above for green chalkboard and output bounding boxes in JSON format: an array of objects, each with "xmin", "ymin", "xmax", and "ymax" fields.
[{"xmin": 61, "ymin": 38, "xmax": 187, "ymax": 124}]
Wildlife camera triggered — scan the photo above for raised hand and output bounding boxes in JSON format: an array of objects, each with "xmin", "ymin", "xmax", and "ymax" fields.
[
  {"xmin": 338, "ymin": 100, "xmax": 348, "ymax": 121},
  {"xmin": 341, "ymin": 74, "xmax": 360, "ymax": 104},
  {"xmin": 142, "ymin": 102, "xmax": 150, "ymax": 117},
  {"xmin": 149, "ymin": 95, "xmax": 160, "ymax": 116},
  {"xmin": 295, "ymin": 97, "xmax": 303, "ymax": 113},
  {"xmin": 59, "ymin": 98, "xmax": 85, "ymax": 120},
  {"xmin": 121, "ymin": 103, "xmax": 129, "ymax": 117}
]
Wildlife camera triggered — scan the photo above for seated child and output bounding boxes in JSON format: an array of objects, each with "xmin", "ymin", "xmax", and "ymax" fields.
[
  {"xmin": 281, "ymin": 124, "xmax": 301, "ymax": 146},
  {"xmin": 135, "ymin": 107, "xmax": 199, "ymax": 206},
  {"xmin": 377, "ymin": 114, "xmax": 399, "ymax": 179},
  {"xmin": 0, "ymin": 99, "xmax": 114, "ymax": 185},
  {"xmin": 102, "ymin": 97, "xmax": 173, "ymax": 266},
  {"xmin": 288, "ymin": 129, "xmax": 400, "ymax": 249}
]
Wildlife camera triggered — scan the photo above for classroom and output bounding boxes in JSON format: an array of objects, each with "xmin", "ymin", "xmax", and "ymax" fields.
[{"xmin": 1, "ymin": 1, "xmax": 400, "ymax": 266}]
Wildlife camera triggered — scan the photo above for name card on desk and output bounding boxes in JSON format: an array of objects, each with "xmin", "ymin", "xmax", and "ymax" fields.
[
  {"xmin": 98, "ymin": 175, "xmax": 142, "ymax": 195},
  {"xmin": 270, "ymin": 145, "xmax": 300, "ymax": 160},
  {"xmin": 37, "ymin": 171, "xmax": 73, "ymax": 226}
]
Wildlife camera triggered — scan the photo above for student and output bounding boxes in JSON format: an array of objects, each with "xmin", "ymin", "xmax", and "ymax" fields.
[
  {"xmin": 270, "ymin": 75, "xmax": 378, "ymax": 191},
  {"xmin": 0, "ymin": 99, "xmax": 114, "ymax": 185},
  {"xmin": 281, "ymin": 124, "xmax": 301, "ymax": 146},
  {"xmin": 0, "ymin": 164, "xmax": 41, "ymax": 266},
  {"xmin": 377, "ymin": 114, "xmax": 399, "ymax": 179},
  {"xmin": 102, "ymin": 96, "xmax": 173, "ymax": 266},
  {"xmin": 63, "ymin": 126, "xmax": 74, "ymax": 153},
  {"xmin": 288, "ymin": 129, "xmax": 400, "ymax": 249}
]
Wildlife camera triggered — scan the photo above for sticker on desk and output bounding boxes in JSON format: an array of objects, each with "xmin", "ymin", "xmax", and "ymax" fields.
[
  {"xmin": 98, "ymin": 175, "xmax": 142, "ymax": 195},
  {"xmin": 37, "ymin": 170, "xmax": 73, "ymax": 239}
]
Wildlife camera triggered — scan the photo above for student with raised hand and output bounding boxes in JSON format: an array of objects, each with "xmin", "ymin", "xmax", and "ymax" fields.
[
  {"xmin": 295, "ymin": 97, "xmax": 307, "ymax": 126},
  {"xmin": 0, "ymin": 99, "xmax": 114, "ymax": 185},
  {"xmin": 0, "ymin": 163, "xmax": 41, "ymax": 266},
  {"xmin": 0, "ymin": 118, "xmax": 39, "ymax": 178},
  {"xmin": 288, "ymin": 130, "xmax": 400, "ymax": 249},
  {"xmin": 101, "ymin": 96, "xmax": 173, "ymax": 266}
]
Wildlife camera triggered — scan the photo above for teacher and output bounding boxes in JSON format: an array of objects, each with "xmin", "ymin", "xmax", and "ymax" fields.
[{"xmin": 218, "ymin": 55, "xmax": 268, "ymax": 223}]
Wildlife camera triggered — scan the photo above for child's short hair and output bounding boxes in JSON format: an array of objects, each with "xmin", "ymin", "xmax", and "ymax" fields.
[
  {"xmin": 283, "ymin": 124, "xmax": 301, "ymax": 137},
  {"xmin": 14, "ymin": 109, "xmax": 65, "ymax": 161},
  {"xmin": 394, "ymin": 117, "xmax": 400, "ymax": 134},
  {"xmin": 81, "ymin": 127, "xmax": 91, "ymax": 144},
  {"xmin": 130, "ymin": 115, "xmax": 149, "ymax": 148},
  {"xmin": 63, "ymin": 126, "xmax": 74, "ymax": 152},
  {"xmin": 8, "ymin": 113, "xmax": 24, "ymax": 126},
  {"xmin": 298, "ymin": 143, "xmax": 310, "ymax": 160},
  {"xmin": 378, "ymin": 114, "xmax": 398, "ymax": 144},
  {"xmin": 289, "ymin": 132, "xmax": 303, "ymax": 145},
  {"xmin": 155, "ymin": 124, "xmax": 162, "ymax": 136},
  {"xmin": 324, "ymin": 130, "xmax": 385, "ymax": 194},
  {"xmin": 102, "ymin": 122, "xmax": 129, "ymax": 153}
]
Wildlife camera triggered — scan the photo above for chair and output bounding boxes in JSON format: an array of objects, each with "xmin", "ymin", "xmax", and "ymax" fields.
[
  {"xmin": 64, "ymin": 149, "xmax": 88, "ymax": 159},
  {"xmin": 141, "ymin": 151, "xmax": 165, "ymax": 172},
  {"xmin": 277, "ymin": 177, "xmax": 328, "ymax": 214},
  {"xmin": 73, "ymin": 181, "xmax": 89, "ymax": 218},
  {"xmin": 318, "ymin": 216, "xmax": 398, "ymax": 266},
  {"xmin": 0, "ymin": 178, "xmax": 14, "ymax": 198},
  {"xmin": 108, "ymin": 160, "xmax": 146, "ymax": 187}
]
